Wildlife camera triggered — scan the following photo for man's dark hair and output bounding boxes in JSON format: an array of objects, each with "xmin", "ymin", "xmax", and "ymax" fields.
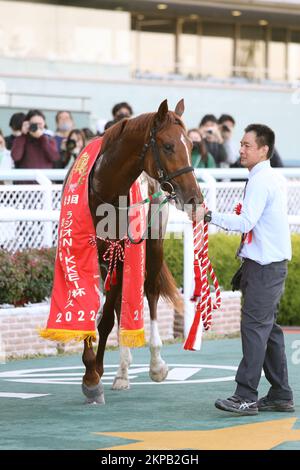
[
  {"xmin": 218, "ymin": 114, "xmax": 235, "ymax": 126},
  {"xmin": 9, "ymin": 112, "xmax": 26, "ymax": 131},
  {"xmin": 244, "ymin": 124, "xmax": 275, "ymax": 159},
  {"xmin": 26, "ymin": 109, "xmax": 46, "ymax": 122},
  {"xmin": 55, "ymin": 110, "xmax": 73, "ymax": 123},
  {"xmin": 112, "ymin": 102, "xmax": 133, "ymax": 118},
  {"xmin": 199, "ymin": 114, "xmax": 217, "ymax": 127}
]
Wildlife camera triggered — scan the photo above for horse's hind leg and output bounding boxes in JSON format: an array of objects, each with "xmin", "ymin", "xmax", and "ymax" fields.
[
  {"xmin": 111, "ymin": 296, "xmax": 133, "ymax": 390},
  {"xmin": 147, "ymin": 292, "xmax": 168, "ymax": 382},
  {"xmin": 145, "ymin": 239, "xmax": 168, "ymax": 382}
]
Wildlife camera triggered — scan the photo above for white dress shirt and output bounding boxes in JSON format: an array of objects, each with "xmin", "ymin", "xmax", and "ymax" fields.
[{"xmin": 211, "ymin": 160, "xmax": 292, "ymax": 265}]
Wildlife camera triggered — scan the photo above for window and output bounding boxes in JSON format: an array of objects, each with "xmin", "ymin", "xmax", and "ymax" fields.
[
  {"xmin": 288, "ymin": 30, "xmax": 300, "ymax": 82},
  {"xmin": 131, "ymin": 16, "xmax": 176, "ymax": 75},
  {"xmin": 236, "ymin": 25, "xmax": 266, "ymax": 79},
  {"xmin": 269, "ymin": 28, "xmax": 286, "ymax": 81},
  {"xmin": 201, "ymin": 23, "xmax": 234, "ymax": 79},
  {"xmin": 178, "ymin": 20, "xmax": 200, "ymax": 76}
]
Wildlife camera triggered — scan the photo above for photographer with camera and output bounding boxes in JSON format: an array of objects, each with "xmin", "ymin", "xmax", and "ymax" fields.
[
  {"xmin": 60, "ymin": 129, "xmax": 86, "ymax": 169},
  {"xmin": 199, "ymin": 114, "xmax": 228, "ymax": 167},
  {"xmin": 112, "ymin": 102, "xmax": 133, "ymax": 121},
  {"xmin": 188, "ymin": 129, "xmax": 216, "ymax": 169},
  {"xmin": 102, "ymin": 101, "xmax": 134, "ymax": 132},
  {"xmin": 218, "ymin": 114, "xmax": 239, "ymax": 167},
  {"xmin": 11, "ymin": 109, "xmax": 59, "ymax": 170}
]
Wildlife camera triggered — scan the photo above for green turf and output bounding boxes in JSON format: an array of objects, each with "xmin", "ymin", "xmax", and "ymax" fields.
[{"xmin": 0, "ymin": 336, "xmax": 299, "ymax": 450}]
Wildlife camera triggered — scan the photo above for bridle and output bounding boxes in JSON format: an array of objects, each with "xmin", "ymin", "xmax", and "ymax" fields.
[
  {"xmin": 139, "ymin": 125, "xmax": 194, "ymax": 199},
  {"xmin": 123, "ymin": 124, "xmax": 195, "ymax": 244},
  {"xmin": 92, "ymin": 123, "xmax": 195, "ymax": 244}
]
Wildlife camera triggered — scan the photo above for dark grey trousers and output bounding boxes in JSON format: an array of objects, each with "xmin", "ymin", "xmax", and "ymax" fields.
[{"xmin": 235, "ymin": 258, "xmax": 293, "ymax": 402}]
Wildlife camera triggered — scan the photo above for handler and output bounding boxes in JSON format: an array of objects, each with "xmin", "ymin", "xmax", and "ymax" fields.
[{"xmin": 204, "ymin": 124, "xmax": 294, "ymax": 416}]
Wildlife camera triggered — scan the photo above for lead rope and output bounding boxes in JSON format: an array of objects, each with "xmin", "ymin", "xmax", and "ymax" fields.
[{"xmin": 184, "ymin": 204, "xmax": 221, "ymax": 351}]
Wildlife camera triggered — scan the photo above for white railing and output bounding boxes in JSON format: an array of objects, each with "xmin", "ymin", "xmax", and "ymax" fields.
[
  {"xmin": 1, "ymin": 168, "xmax": 300, "ymax": 250},
  {"xmin": 1, "ymin": 168, "xmax": 300, "ymax": 333}
]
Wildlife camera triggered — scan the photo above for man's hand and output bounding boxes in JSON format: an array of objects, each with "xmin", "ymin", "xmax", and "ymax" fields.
[{"xmin": 204, "ymin": 209, "xmax": 212, "ymax": 223}]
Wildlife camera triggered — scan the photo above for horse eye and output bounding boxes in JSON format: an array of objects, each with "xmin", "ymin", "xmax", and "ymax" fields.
[{"xmin": 163, "ymin": 143, "xmax": 173, "ymax": 152}]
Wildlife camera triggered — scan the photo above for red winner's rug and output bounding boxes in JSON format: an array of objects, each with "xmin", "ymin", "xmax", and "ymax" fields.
[{"xmin": 40, "ymin": 137, "xmax": 146, "ymax": 347}]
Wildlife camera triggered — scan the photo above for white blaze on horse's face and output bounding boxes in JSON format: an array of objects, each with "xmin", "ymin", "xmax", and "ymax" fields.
[{"xmin": 180, "ymin": 133, "xmax": 192, "ymax": 166}]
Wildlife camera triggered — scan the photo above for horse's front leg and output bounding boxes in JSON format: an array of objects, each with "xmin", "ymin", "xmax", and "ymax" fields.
[
  {"xmin": 82, "ymin": 339, "xmax": 105, "ymax": 405},
  {"xmin": 111, "ymin": 297, "xmax": 133, "ymax": 390},
  {"xmin": 147, "ymin": 292, "xmax": 169, "ymax": 382}
]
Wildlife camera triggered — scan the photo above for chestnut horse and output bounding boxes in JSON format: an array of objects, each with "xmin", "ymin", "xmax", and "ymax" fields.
[{"xmin": 82, "ymin": 99, "xmax": 203, "ymax": 404}]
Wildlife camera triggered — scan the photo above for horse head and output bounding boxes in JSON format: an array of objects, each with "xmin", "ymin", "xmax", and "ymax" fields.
[{"xmin": 143, "ymin": 99, "xmax": 204, "ymax": 218}]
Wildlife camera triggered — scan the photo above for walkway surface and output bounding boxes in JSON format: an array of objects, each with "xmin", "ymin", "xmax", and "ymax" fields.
[{"xmin": 0, "ymin": 335, "xmax": 299, "ymax": 450}]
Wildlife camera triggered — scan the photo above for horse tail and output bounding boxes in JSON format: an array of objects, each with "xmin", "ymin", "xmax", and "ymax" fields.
[{"xmin": 159, "ymin": 260, "xmax": 184, "ymax": 314}]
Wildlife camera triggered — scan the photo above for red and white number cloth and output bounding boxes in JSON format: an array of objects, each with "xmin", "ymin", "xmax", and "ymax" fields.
[
  {"xmin": 40, "ymin": 137, "xmax": 146, "ymax": 347},
  {"xmin": 184, "ymin": 214, "xmax": 221, "ymax": 351}
]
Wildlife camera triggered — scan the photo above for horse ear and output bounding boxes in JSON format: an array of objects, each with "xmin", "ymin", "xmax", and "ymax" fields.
[
  {"xmin": 174, "ymin": 99, "xmax": 184, "ymax": 117},
  {"xmin": 154, "ymin": 99, "xmax": 168, "ymax": 128}
]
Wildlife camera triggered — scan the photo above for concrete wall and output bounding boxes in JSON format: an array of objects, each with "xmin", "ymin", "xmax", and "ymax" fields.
[
  {"xmin": 1, "ymin": 71, "xmax": 299, "ymax": 164},
  {"xmin": 0, "ymin": 292, "xmax": 242, "ymax": 359}
]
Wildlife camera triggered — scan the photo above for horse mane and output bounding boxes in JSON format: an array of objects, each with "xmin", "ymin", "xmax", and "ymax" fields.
[{"xmin": 102, "ymin": 111, "xmax": 185, "ymax": 152}]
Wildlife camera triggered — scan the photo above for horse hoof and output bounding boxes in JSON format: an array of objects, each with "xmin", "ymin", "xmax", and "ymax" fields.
[
  {"xmin": 149, "ymin": 363, "xmax": 169, "ymax": 382},
  {"xmin": 111, "ymin": 376, "xmax": 130, "ymax": 390},
  {"xmin": 82, "ymin": 381, "xmax": 105, "ymax": 405}
]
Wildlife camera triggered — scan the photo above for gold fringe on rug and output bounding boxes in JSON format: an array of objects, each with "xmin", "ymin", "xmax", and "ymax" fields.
[
  {"xmin": 119, "ymin": 328, "xmax": 145, "ymax": 348},
  {"xmin": 39, "ymin": 328, "xmax": 96, "ymax": 345}
]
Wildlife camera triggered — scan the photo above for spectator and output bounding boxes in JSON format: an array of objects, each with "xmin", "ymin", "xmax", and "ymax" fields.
[
  {"xmin": 11, "ymin": 109, "xmax": 59, "ymax": 169},
  {"xmin": 5, "ymin": 112, "xmax": 26, "ymax": 150},
  {"xmin": 104, "ymin": 119, "xmax": 117, "ymax": 131},
  {"xmin": 270, "ymin": 148, "xmax": 284, "ymax": 167},
  {"xmin": 81, "ymin": 127, "xmax": 95, "ymax": 143},
  {"xmin": 0, "ymin": 130, "xmax": 14, "ymax": 169},
  {"xmin": 199, "ymin": 114, "xmax": 228, "ymax": 167},
  {"xmin": 188, "ymin": 129, "xmax": 216, "ymax": 168},
  {"xmin": 218, "ymin": 114, "xmax": 240, "ymax": 166},
  {"xmin": 101, "ymin": 102, "xmax": 134, "ymax": 133},
  {"xmin": 112, "ymin": 102, "xmax": 133, "ymax": 120},
  {"xmin": 60, "ymin": 129, "xmax": 86, "ymax": 169},
  {"xmin": 54, "ymin": 110, "xmax": 74, "ymax": 167}
]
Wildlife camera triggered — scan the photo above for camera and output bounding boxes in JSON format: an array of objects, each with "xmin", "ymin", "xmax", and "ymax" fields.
[
  {"xmin": 66, "ymin": 139, "xmax": 77, "ymax": 152},
  {"xmin": 206, "ymin": 128, "xmax": 213, "ymax": 135},
  {"xmin": 192, "ymin": 141, "xmax": 200, "ymax": 152},
  {"xmin": 29, "ymin": 123, "xmax": 38, "ymax": 133}
]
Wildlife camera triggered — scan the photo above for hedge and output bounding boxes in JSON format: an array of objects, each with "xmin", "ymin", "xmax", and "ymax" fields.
[
  {"xmin": 0, "ymin": 234, "xmax": 299, "ymax": 325},
  {"xmin": 164, "ymin": 233, "xmax": 300, "ymax": 326},
  {"xmin": 0, "ymin": 248, "xmax": 56, "ymax": 306}
]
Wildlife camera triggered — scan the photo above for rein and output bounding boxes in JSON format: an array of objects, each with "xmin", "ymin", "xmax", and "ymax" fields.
[
  {"xmin": 93, "ymin": 121, "xmax": 195, "ymax": 251},
  {"xmin": 139, "ymin": 126, "xmax": 194, "ymax": 197},
  {"xmin": 125, "ymin": 124, "xmax": 194, "ymax": 244}
]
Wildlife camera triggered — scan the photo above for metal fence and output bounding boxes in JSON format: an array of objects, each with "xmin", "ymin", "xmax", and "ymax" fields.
[
  {"xmin": 1, "ymin": 168, "xmax": 300, "ymax": 332},
  {"xmin": 1, "ymin": 168, "xmax": 300, "ymax": 251}
]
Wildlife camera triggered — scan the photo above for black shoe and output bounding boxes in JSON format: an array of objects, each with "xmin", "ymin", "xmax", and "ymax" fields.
[
  {"xmin": 257, "ymin": 396, "xmax": 295, "ymax": 412},
  {"xmin": 215, "ymin": 395, "xmax": 258, "ymax": 416}
]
